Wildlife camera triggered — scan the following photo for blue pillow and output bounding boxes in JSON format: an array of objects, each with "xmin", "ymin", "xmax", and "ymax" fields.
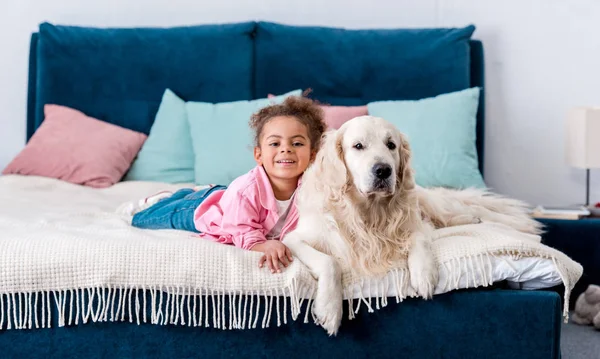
[
  {"xmin": 187, "ymin": 90, "xmax": 302, "ymax": 185},
  {"xmin": 125, "ymin": 89, "xmax": 195, "ymax": 183},
  {"xmin": 367, "ymin": 87, "xmax": 485, "ymax": 189}
]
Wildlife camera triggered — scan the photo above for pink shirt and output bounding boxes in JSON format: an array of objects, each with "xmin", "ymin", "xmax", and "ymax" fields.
[{"xmin": 193, "ymin": 166, "xmax": 300, "ymax": 250}]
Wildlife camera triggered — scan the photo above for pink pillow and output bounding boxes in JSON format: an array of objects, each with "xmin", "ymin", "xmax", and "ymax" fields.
[
  {"xmin": 267, "ymin": 94, "xmax": 367, "ymax": 129},
  {"xmin": 320, "ymin": 105, "xmax": 368, "ymax": 129},
  {"xmin": 2, "ymin": 104, "xmax": 147, "ymax": 188}
]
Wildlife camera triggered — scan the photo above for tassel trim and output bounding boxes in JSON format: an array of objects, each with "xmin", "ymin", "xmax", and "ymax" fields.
[
  {"xmin": 0, "ymin": 251, "xmax": 575, "ymax": 330},
  {"xmin": 0, "ymin": 279, "xmax": 316, "ymax": 331}
]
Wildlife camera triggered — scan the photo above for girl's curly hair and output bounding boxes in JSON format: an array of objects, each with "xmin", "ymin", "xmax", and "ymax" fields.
[{"xmin": 249, "ymin": 94, "xmax": 327, "ymax": 151}]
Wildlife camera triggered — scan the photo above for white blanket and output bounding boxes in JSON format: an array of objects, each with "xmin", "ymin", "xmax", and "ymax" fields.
[{"xmin": 0, "ymin": 175, "xmax": 583, "ymax": 331}]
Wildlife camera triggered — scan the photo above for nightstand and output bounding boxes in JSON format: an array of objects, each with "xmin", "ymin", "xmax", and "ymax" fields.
[{"xmin": 536, "ymin": 217, "xmax": 600, "ymax": 308}]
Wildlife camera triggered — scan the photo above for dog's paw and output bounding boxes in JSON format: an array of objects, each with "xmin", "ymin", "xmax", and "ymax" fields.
[
  {"xmin": 409, "ymin": 265, "xmax": 438, "ymax": 299},
  {"xmin": 408, "ymin": 243, "xmax": 438, "ymax": 299},
  {"xmin": 312, "ymin": 280, "xmax": 343, "ymax": 336}
]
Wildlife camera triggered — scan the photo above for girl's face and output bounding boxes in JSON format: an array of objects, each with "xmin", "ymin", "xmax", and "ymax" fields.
[{"xmin": 254, "ymin": 116, "xmax": 314, "ymax": 183}]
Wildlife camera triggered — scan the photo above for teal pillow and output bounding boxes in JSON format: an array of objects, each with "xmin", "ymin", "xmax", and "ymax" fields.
[
  {"xmin": 125, "ymin": 89, "xmax": 195, "ymax": 183},
  {"xmin": 367, "ymin": 87, "xmax": 485, "ymax": 189},
  {"xmin": 187, "ymin": 90, "xmax": 302, "ymax": 185}
]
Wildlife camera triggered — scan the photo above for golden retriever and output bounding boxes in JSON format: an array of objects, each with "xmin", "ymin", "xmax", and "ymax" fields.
[{"xmin": 283, "ymin": 115, "xmax": 542, "ymax": 336}]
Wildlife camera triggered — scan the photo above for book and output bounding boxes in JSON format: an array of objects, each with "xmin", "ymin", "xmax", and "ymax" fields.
[{"xmin": 530, "ymin": 205, "xmax": 590, "ymax": 220}]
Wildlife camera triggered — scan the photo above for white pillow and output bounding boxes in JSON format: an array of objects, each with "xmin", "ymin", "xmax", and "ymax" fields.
[{"xmin": 345, "ymin": 255, "xmax": 562, "ymax": 300}]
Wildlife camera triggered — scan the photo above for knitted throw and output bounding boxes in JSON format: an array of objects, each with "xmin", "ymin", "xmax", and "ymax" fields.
[{"xmin": 0, "ymin": 175, "xmax": 582, "ymax": 331}]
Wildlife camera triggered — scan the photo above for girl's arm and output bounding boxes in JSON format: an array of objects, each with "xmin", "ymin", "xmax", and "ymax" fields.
[
  {"xmin": 218, "ymin": 190, "xmax": 267, "ymax": 250},
  {"xmin": 251, "ymin": 241, "xmax": 293, "ymax": 273},
  {"xmin": 217, "ymin": 187, "xmax": 293, "ymax": 272}
]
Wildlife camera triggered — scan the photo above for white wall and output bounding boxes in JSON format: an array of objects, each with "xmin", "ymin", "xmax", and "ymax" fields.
[{"xmin": 1, "ymin": 0, "xmax": 599, "ymax": 206}]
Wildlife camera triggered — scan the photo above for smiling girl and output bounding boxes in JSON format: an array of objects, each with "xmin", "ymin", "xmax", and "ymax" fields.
[{"xmin": 127, "ymin": 96, "xmax": 327, "ymax": 273}]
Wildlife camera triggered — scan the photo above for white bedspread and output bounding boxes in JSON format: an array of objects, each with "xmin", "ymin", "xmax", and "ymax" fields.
[{"xmin": 0, "ymin": 175, "xmax": 583, "ymax": 331}]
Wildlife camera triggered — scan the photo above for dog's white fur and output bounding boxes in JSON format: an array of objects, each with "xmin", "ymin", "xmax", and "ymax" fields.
[{"xmin": 283, "ymin": 116, "xmax": 542, "ymax": 336}]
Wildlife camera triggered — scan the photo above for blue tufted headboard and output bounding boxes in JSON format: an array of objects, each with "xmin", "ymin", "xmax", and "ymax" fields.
[
  {"xmin": 26, "ymin": 22, "xmax": 485, "ymax": 176},
  {"xmin": 470, "ymin": 40, "xmax": 485, "ymax": 176}
]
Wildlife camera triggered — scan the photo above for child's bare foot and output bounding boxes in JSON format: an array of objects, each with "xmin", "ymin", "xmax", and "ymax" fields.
[
  {"xmin": 193, "ymin": 184, "xmax": 216, "ymax": 191},
  {"xmin": 116, "ymin": 191, "xmax": 174, "ymax": 216}
]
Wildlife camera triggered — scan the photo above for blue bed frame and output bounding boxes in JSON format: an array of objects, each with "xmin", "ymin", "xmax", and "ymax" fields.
[{"xmin": 4, "ymin": 21, "xmax": 563, "ymax": 359}]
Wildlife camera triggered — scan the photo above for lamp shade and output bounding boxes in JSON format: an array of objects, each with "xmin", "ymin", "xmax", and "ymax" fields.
[{"xmin": 566, "ymin": 107, "xmax": 600, "ymax": 169}]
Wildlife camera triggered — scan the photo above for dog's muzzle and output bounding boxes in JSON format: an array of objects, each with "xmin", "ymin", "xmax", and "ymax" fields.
[
  {"xmin": 373, "ymin": 163, "xmax": 392, "ymax": 180},
  {"xmin": 369, "ymin": 162, "xmax": 393, "ymax": 194}
]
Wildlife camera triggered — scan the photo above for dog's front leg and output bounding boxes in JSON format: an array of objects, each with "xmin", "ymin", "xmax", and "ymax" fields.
[
  {"xmin": 284, "ymin": 227, "xmax": 343, "ymax": 336},
  {"xmin": 407, "ymin": 229, "xmax": 438, "ymax": 299}
]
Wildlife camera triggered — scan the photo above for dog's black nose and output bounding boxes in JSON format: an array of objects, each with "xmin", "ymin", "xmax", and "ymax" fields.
[{"xmin": 373, "ymin": 163, "xmax": 392, "ymax": 180}]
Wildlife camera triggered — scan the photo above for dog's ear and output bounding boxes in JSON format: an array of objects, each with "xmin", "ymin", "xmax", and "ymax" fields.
[
  {"xmin": 397, "ymin": 132, "xmax": 415, "ymax": 192},
  {"xmin": 314, "ymin": 128, "xmax": 349, "ymax": 194}
]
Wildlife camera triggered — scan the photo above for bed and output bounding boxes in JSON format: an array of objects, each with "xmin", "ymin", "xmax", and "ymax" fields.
[{"xmin": 0, "ymin": 21, "xmax": 582, "ymax": 358}]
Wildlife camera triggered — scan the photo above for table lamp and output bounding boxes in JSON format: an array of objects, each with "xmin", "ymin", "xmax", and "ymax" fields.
[{"xmin": 565, "ymin": 107, "xmax": 600, "ymax": 207}]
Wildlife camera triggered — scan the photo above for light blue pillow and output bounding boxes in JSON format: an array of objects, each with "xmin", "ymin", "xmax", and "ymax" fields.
[
  {"xmin": 187, "ymin": 90, "xmax": 302, "ymax": 185},
  {"xmin": 367, "ymin": 87, "xmax": 485, "ymax": 189},
  {"xmin": 125, "ymin": 89, "xmax": 195, "ymax": 183}
]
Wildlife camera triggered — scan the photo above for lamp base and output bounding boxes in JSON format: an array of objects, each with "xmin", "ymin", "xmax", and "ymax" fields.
[{"xmin": 586, "ymin": 168, "xmax": 591, "ymax": 207}]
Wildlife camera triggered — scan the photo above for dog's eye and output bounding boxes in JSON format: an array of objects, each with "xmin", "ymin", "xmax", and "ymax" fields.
[
  {"xmin": 387, "ymin": 142, "xmax": 397, "ymax": 150},
  {"xmin": 353, "ymin": 143, "xmax": 364, "ymax": 150}
]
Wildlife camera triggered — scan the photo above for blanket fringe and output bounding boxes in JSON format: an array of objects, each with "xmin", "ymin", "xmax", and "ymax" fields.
[
  {"xmin": 0, "ymin": 250, "xmax": 575, "ymax": 330},
  {"xmin": 0, "ymin": 269, "xmax": 411, "ymax": 331},
  {"xmin": 438, "ymin": 253, "xmax": 495, "ymax": 293},
  {"xmin": 0, "ymin": 282, "xmax": 319, "ymax": 331}
]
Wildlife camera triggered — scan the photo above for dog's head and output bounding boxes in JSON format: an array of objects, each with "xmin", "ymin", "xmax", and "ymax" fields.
[
  {"xmin": 315, "ymin": 115, "xmax": 415, "ymax": 201},
  {"xmin": 307, "ymin": 115, "xmax": 417, "ymax": 276}
]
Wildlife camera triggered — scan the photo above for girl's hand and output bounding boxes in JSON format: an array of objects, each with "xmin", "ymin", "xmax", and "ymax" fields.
[{"xmin": 251, "ymin": 240, "xmax": 294, "ymax": 273}]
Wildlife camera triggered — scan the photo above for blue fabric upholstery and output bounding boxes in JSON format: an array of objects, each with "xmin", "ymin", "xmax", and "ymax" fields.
[
  {"xmin": 254, "ymin": 22, "xmax": 475, "ymax": 105},
  {"xmin": 538, "ymin": 218, "xmax": 600, "ymax": 309},
  {"xmin": 469, "ymin": 40, "xmax": 485, "ymax": 175},
  {"xmin": 33, "ymin": 22, "xmax": 255, "ymax": 136},
  {"xmin": 0, "ymin": 289, "xmax": 561, "ymax": 359}
]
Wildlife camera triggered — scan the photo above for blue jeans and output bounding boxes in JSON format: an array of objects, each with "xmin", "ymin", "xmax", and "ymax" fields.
[{"xmin": 131, "ymin": 185, "xmax": 227, "ymax": 232}]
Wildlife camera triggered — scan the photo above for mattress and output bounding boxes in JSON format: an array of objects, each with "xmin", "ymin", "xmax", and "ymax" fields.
[{"xmin": 0, "ymin": 174, "xmax": 564, "ymax": 298}]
